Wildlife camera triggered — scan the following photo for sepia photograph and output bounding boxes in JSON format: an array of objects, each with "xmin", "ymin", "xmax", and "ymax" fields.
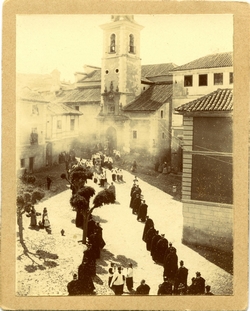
[{"xmin": 15, "ymin": 13, "xmax": 234, "ymax": 297}]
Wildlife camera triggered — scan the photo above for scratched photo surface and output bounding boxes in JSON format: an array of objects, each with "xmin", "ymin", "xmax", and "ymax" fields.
[{"xmin": 16, "ymin": 14, "xmax": 234, "ymax": 297}]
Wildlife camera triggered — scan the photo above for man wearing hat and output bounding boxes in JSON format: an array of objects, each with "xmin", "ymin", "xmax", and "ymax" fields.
[
  {"xmin": 194, "ymin": 271, "xmax": 206, "ymax": 295},
  {"xmin": 174, "ymin": 260, "xmax": 188, "ymax": 294},
  {"xmin": 157, "ymin": 276, "xmax": 172, "ymax": 295},
  {"xmin": 135, "ymin": 279, "xmax": 151, "ymax": 295},
  {"xmin": 142, "ymin": 216, "xmax": 154, "ymax": 242}
]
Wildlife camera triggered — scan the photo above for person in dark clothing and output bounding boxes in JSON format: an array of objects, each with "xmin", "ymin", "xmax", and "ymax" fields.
[
  {"xmin": 46, "ymin": 176, "xmax": 52, "ymax": 190},
  {"xmin": 174, "ymin": 260, "xmax": 188, "ymax": 294},
  {"xmin": 88, "ymin": 232, "xmax": 101, "ymax": 259},
  {"xmin": 95, "ymin": 222, "xmax": 106, "ymax": 250},
  {"xmin": 194, "ymin": 272, "xmax": 206, "ymax": 295},
  {"xmin": 83, "ymin": 244, "xmax": 96, "ymax": 276},
  {"xmin": 145, "ymin": 228, "xmax": 158, "ymax": 251},
  {"xmin": 137, "ymin": 200, "xmax": 148, "ymax": 222},
  {"xmin": 78, "ymin": 260, "xmax": 96, "ymax": 295},
  {"xmin": 131, "ymin": 160, "xmax": 137, "ymax": 172},
  {"xmin": 67, "ymin": 274, "xmax": 81, "ymax": 295},
  {"xmin": 157, "ymin": 276, "xmax": 173, "ymax": 295},
  {"xmin": 132, "ymin": 194, "xmax": 141, "ymax": 215},
  {"xmin": 163, "ymin": 247, "xmax": 178, "ymax": 281},
  {"xmin": 205, "ymin": 285, "xmax": 214, "ymax": 295},
  {"xmin": 142, "ymin": 216, "xmax": 154, "ymax": 242},
  {"xmin": 129, "ymin": 183, "xmax": 137, "ymax": 208},
  {"xmin": 136, "ymin": 279, "xmax": 150, "ymax": 295},
  {"xmin": 130, "ymin": 185, "xmax": 142, "ymax": 209},
  {"xmin": 187, "ymin": 277, "xmax": 196, "ymax": 295},
  {"xmin": 87, "ymin": 217, "xmax": 97, "ymax": 238},
  {"xmin": 163, "ymin": 242, "xmax": 176, "ymax": 267},
  {"xmin": 108, "ymin": 262, "xmax": 116, "ymax": 287},
  {"xmin": 154, "ymin": 234, "xmax": 168, "ymax": 264},
  {"xmin": 151, "ymin": 232, "xmax": 162, "ymax": 261}
]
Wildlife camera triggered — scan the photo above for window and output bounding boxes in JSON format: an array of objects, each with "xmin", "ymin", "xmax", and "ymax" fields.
[
  {"xmin": 214, "ymin": 73, "xmax": 223, "ymax": 85},
  {"xmin": 110, "ymin": 34, "xmax": 116, "ymax": 53},
  {"xmin": 162, "ymin": 132, "xmax": 165, "ymax": 139},
  {"xmin": 57, "ymin": 120, "xmax": 62, "ymax": 129},
  {"xmin": 133, "ymin": 130, "xmax": 137, "ymax": 139},
  {"xmin": 75, "ymin": 106, "xmax": 79, "ymax": 111},
  {"xmin": 184, "ymin": 75, "xmax": 193, "ymax": 87},
  {"xmin": 129, "ymin": 34, "xmax": 135, "ymax": 53},
  {"xmin": 160, "ymin": 110, "xmax": 164, "ymax": 118},
  {"xmin": 199, "ymin": 74, "xmax": 208, "ymax": 86},
  {"xmin": 229, "ymin": 72, "xmax": 233, "ymax": 84},
  {"xmin": 70, "ymin": 119, "xmax": 75, "ymax": 131},
  {"xmin": 30, "ymin": 128, "xmax": 38, "ymax": 145},
  {"xmin": 32, "ymin": 104, "xmax": 39, "ymax": 115},
  {"xmin": 20, "ymin": 158, "xmax": 25, "ymax": 168}
]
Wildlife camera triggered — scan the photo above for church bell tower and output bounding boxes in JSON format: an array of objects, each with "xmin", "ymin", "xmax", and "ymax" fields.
[{"xmin": 100, "ymin": 15, "xmax": 144, "ymax": 114}]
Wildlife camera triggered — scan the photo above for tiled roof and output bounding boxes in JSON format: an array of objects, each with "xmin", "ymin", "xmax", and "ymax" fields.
[
  {"xmin": 171, "ymin": 52, "xmax": 233, "ymax": 72},
  {"xmin": 175, "ymin": 88, "xmax": 233, "ymax": 113},
  {"xmin": 141, "ymin": 63, "xmax": 177, "ymax": 78},
  {"xmin": 59, "ymin": 87, "xmax": 101, "ymax": 103},
  {"xmin": 78, "ymin": 70, "xmax": 101, "ymax": 83},
  {"xmin": 123, "ymin": 84, "xmax": 172, "ymax": 111},
  {"xmin": 19, "ymin": 87, "xmax": 49, "ymax": 103},
  {"xmin": 47, "ymin": 103, "xmax": 82, "ymax": 115},
  {"xmin": 77, "ymin": 63, "xmax": 177, "ymax": 83}
]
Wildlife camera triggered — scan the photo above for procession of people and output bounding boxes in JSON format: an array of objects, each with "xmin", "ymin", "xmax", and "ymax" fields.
[{"xmin": 22, "ymin": 146, "xmax": 214, "ymax": 296}]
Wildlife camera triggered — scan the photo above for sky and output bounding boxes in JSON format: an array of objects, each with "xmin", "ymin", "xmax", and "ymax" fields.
[{"xmin": 16, "ymin": 14, "xmax": 233, "ymax": 82}]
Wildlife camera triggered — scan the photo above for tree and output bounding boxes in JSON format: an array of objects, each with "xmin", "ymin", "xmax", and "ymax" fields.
[
  {"xmin": 62, "ymin": 165, "xmax": 115, "ymax": 244},
  {"xmin": 16, "ymin": 189, "xmax": 45, "ymax": 243},
  {"xmin": 70, "ymin": 186, "xmax": 115, "ymax": 244}
]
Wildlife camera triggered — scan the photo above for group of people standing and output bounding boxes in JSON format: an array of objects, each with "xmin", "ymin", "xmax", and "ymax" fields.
[
  {"xmin": 107, "ymin": 262, "xmax": 151, "ymax": 296},
  {"xmin": 129, "ymin": 178, "xmax": 148, "ymax": 222},
  {"xmin": 142, "ymin": 216, "xmax": 213, "ymax": 295}
]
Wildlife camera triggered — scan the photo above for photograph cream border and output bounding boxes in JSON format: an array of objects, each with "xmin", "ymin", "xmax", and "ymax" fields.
[{"xmin": 1, "ymin": 0, "xmax": 249, "ymax": 310}]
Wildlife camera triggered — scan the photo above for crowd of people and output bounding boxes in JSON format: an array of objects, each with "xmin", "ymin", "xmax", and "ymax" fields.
[
  {"xmin": 37, "ymin": 147, "xmax": 216, "ymax": 296},
  {"xmin": 129, "ymin": 178, "xmax": 213, "ymax": 296}
]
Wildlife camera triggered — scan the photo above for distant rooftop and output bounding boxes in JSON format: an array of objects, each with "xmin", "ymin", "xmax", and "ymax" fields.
[
  {"xmin": 123, "ymin": 84, "xmax": 172, "ymax": 112},
  {"xmin": 171, "ymin": 52, "xmax": 233, "ymax": 72},
  {"xmin": 175, "ymin": 88, "xmax": 233, "ymax": 113}
]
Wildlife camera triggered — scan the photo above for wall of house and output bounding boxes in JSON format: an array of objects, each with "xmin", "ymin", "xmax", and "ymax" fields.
[
  {"xmin": 16, "ymin": 99, "xmax": 47, "ymax": 173},
  {"xmin": 17, "ymin": 144, "xmax": 46, "ymax": 175},
  {"xmin": 181, "ymin": 115, "xmax": 233, "ymax": 253},
  {"xmin": 182, "ymin": 201, "xmax": 233, "ymax": 252}
]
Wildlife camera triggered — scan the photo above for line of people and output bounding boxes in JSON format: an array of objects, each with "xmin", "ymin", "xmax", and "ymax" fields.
[
  {"xmin": 142, "ymin": 215, "xmax": 213, "ymax": 295},
  {"xmin": 129, "ymin": 178, "xmax": 148, "ymax": 222}
]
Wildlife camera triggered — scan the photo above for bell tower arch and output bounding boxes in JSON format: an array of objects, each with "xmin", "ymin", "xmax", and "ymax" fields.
[{"xmin": 100, "ymin": 15, "xmax": 144, "ymax": 111}]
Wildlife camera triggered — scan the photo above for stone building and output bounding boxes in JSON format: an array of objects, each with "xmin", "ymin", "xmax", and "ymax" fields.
[
  {"xmin": 175, "ymin": 88, "xmax": 233, "ymax": 253},
  {"xmin": 170, "ymin": 52, "xmax": 233, "ymax": 172},
  {"xmin": 16, "ymin": 73, "xmax": 82, "ymax": 172},
  {"xmin": 59, "ymin": 15, "xmax": 176, "ymax": 159}
]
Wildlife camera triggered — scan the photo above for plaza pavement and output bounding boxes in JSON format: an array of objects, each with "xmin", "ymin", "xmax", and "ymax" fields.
[{"xmin": 16, "ymin": 169, "xmax": 233, "ymax": 296}]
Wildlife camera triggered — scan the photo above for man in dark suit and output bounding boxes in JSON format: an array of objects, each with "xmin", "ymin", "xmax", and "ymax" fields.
[
  {"xmin": 136, "ymin": 279, "xmax": 150, "ymax": 295},
  {"xmin": 157, "ymin": 276, "xmax": 173, "ymax": 295},
  {"xmin": 194, "ymin": 271, "xmax": 206, "ymax": 295},
  {"xmin": 174, "ymin": 260, "xmax": 188, "ymax": 294}
]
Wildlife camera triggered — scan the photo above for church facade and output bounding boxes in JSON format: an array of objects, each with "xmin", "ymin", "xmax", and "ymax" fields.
[{"xmin": 60, "ymin": 15, "xmax": 175, "ymax": 159}]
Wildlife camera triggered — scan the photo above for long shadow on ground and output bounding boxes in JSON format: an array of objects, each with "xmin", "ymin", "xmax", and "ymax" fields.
[
  {"xmin": 96, "ymin": 249, "xmax": 138, "ymax": 275},
  {"xmin": 184, "ymin": 243, "xmax": 233, "ymax": 275}
]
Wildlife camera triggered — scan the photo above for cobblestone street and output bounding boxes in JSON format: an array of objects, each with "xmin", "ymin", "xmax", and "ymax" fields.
[{"xmin": 16, "ymin": 169, "xmax": 233, "ymax": 296}]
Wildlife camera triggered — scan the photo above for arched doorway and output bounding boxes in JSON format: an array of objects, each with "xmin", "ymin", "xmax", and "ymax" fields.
[{"xmin": 106, "ymin": 127, "xmax": 117, "ymax": 156}]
